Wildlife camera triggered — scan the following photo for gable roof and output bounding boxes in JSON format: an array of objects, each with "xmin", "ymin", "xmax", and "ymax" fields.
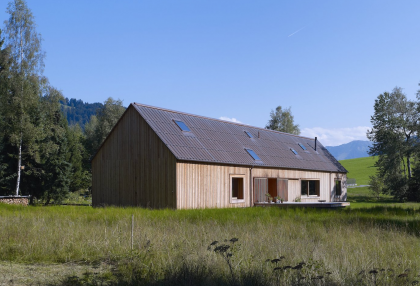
[{"xmin": 132, "ymin": 103, "xmax": 347, "ymax": 173}]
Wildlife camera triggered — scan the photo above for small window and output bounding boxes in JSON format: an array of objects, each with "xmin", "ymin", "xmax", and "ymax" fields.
[
  {"xmin": 301, "ymin": 180, "xmax": 320, "ymax": 196},
  {"xmin": 232, "ymin": 177, "xmax": 244, "ymax": 200},
  {"xmin": 174, "ymin": 120, "xmax": 190, "ymax": 132},
  {"xmin": 290, "ymin": 148, "xmax": 298, "ymax": 155},
  {"xmin": 298, "ymin": 143, "xmax": 306, "ymax": 150},
  {"xmin": 335, "ymin": 180, "xmax": 342, "ymax": 196},
  {"xmin": 245, "ymin": 149, "xmax": 261, "ymax": 161},
  {"xmin": 244, "ymin": 131, "xmax": 253, "ymax": 138}
]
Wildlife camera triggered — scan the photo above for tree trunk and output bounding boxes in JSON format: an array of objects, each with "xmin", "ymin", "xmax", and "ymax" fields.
[
  {"xmin": 407, "ymin": 155, "xmax": 412, "ymax": 179},
  {"xmin": 15, "ymin": 135, "xmax": 22, "ymax": 196}
]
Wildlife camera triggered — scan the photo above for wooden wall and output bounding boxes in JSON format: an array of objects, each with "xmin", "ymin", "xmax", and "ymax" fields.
[
  {"xmin": 176, "ymin": 162, "xmax": 251, "ymax": 209},
  {"xmin": 92, "ymin": 105, "xmax": 177, "ymax": 208},
  {"xmin": 176, "ymin": 162, "xmax": 347, "ymax": 209},
  {"xmin": 251, "ymin": 168, "xmax": 347, "ymax": 203}
]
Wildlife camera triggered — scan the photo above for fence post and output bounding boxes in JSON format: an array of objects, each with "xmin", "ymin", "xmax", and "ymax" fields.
[{"xmin": 131, "ymin": 214, "xmax": 134, "ymax": 250}]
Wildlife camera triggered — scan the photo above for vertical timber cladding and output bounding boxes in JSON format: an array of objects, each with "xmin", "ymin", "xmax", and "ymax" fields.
[
  {"xmin": 251, "ymin": 167, "xmax": 346, "ymax": 203},
  {"xmin": 176, "ymin": 162, "xmax": 251, "ymax": 209},
  {"xmin": 92, "ymin": 105, "xmax": 177, "ymax": 208}
]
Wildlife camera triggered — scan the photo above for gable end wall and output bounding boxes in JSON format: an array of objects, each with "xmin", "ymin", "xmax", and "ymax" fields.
[{"xmin": 92, "ymin": 105, "xmax": 177, "ymax": 208}]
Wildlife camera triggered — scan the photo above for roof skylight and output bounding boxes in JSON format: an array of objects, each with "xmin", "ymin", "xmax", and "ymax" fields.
[
  {"xmin": 244, "ymin": 131, "xmax": 253, "ymax": 138},
  {"xmin": 290, "ymin": 148, "xmax": 298, "ymax": 155},
  {"xmin": 298, "ymin": 143, "xmax": 306, "ymax": 150},
  {"xmin": 245, "ymin": 149, "xmax": 261, "ymax": 161},
  {"xmin": 174, "ymin": 120, "xmax": 191, "ymax": 132}
]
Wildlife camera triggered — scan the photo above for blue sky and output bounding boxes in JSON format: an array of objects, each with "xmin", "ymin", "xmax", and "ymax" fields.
[{"xmin": 2, "ymin": 0, "xmax": 420, "ymax": 146}]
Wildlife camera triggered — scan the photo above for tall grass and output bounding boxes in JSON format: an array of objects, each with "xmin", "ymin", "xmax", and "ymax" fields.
[{"xmin": 1, "ymin": 204, "xmax": 420, "ymax": 285}]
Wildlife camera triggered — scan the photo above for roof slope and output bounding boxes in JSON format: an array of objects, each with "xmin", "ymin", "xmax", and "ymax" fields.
[{"xmin": 132, "ymin": 103, "xmax": 347, "ymax": 173}]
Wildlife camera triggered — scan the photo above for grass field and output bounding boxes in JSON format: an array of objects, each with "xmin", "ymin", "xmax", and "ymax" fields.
[
  {"xmin": 1, "ymin": 203, "xmax": 420, "ymax": 285},
  {"xmin": 339, "ymin": 156, "xmax": 378, "ymax": 186},
  {"xmin": 2, "ymin": 156, "xmax": 419, "ymax": 285}
]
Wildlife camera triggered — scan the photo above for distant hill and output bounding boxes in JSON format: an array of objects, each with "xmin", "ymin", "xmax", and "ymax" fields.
[
  {"xmin": 61, "ymin": 98, "xmax": 103, "ymax": 128},
  {"xmin": 339, "ymin": 156, "xmax": 378, "ymax": 185},
  {"xmin": 326, "ymin": 140, "xmax": 372, "ymax": 160}
]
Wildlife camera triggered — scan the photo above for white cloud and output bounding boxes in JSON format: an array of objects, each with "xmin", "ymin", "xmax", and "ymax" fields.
[
  {"xmin": 219, "ymin": 116, "xmax": 242, "ymax": 123},
  {"xmin": 300, "ymin": 126, "xmax": 371, "ymax": 147}
]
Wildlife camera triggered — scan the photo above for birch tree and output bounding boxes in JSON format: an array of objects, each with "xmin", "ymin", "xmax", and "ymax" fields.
[
  {"xmin": 1, "ymin": 0, "xmax": 45, "ymax": 195},
  {"xmin": 265, "ymin": 106, "xmax": 300, "ymax": 135}
]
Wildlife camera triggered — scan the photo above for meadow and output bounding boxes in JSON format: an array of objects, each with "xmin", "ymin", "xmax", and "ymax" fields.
[
  {"xmin": 2, "ymin": 156, "xmax": 420, "ymax": 285},
  {"xmin": 1, "ymin": 203, "xmax": 420, "ymax": 286}
]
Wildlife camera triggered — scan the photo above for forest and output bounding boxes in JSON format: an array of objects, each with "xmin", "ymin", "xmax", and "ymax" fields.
[{"xmin": 0, "ymin": 0, "xmax": 125, "ymax": 203}]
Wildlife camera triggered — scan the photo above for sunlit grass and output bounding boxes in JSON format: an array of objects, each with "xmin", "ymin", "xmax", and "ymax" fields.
[
  {"xmin": 1, "ymin": 203, "xmax": 420, "ymax": 285},
  {"xmin": 339, "ymin": 156, "xmax": 378, "ymax": 185}
]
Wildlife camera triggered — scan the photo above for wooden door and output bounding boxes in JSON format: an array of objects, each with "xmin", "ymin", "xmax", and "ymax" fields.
[
  {"xmin": 254, "ymin": 178, "xmax": 268, "ymax": 203},
  {"xmin": 277, "ymin": 179, "xmax": 288, "ymax": 201}
]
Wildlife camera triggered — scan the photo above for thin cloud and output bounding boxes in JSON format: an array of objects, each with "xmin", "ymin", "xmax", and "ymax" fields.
[
  {"xmin": 219, "ymin": 116, "xmax": 242, "ymax": 123},
  {"xmin": 288, "ymin": 26, "xmax": 305, "ymax": 37},
  {"xmin": 300, "ymin": 126, "xmax": 371, "ymax": 146}
]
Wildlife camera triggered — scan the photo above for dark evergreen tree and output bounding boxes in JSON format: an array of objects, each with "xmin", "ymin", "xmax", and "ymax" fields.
[{"xmin": 39, "ymin": 87, "xmax": 71, "ymax": 204}]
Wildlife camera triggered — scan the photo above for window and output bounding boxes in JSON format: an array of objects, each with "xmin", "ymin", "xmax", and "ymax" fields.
[
  {"xmin": 244, "ymin": 131, "xmax": 253, "ymax": 138},
  {"xmin": 231, "ymin": 175, "xmax": 245, "ymax": 203},
  {"xmin": 174, "ymin": 120, "xmax": 191, "ymax": 132},
  {"xmin": 290, "ymin": 148, "xmax": 298, "ymax": 155},
  {"xmin": 301, "ymin": 180, "xmax": 320, "ymax": 196},
  {"xmin": 298, "ymin": 143, "xmax": 306, "ymax": 150},
  {"xmin": 245, "ymin": 149, "xmax": 261, "ymax": 161},
  {"xmin": 335, "ymin": 180, "xmax": 342, "ymax": 196}
]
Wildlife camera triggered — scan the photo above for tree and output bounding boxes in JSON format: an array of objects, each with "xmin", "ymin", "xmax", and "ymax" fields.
[
  {"xmin": 2, "ymin": 0, "xmax": 45, "ymax": 196},
  {"xmin": 265, "ymin": 106, "xmax": 300, "ymax": 135},
  {"xmin": 367, "ymin": 87, "xmax": 419, "ymax": 200},
  {"xmin": 84, "ymin": 97, "xmax": 125, "ymax": 157},
  {"xmin": 39, "ymin": 87, "xmax": 71, "ymax": 204},
  {"xmin": 368, "ymin": 175, "xmax": 384, "ymax": 200},
  {"xmin": 67, "ymin": 124, "xmax": 91, "ymax": 192}
]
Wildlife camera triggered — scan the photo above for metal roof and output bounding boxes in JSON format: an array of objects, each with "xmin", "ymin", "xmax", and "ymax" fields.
[{"xmin": 132, "ymin": 103, "xmax": 347, "ymax": 173}]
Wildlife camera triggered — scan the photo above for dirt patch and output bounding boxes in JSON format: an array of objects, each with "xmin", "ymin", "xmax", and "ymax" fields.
[{"xmin": 0, "ymin": 262, "xmax": 112, "ymax": 286}]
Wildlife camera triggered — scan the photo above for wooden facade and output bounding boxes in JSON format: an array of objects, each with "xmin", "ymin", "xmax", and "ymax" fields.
[
  {"xmin": 92, "ymin": 106, "xmax": 177, "ymax": 208},
  {"xmin": 92, "ymin": 104, "xmax": 347, "ymax": 209}
]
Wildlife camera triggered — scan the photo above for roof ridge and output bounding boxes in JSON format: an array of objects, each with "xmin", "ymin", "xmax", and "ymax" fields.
[{"xmin": 133, "ymin": 102, "xmax": 315, "ymax": 141}]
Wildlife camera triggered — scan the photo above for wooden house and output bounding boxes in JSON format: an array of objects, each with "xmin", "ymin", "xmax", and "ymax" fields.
[{"xmin": 92, "ymin": 103, "xmax": 348, "ymax": 209}]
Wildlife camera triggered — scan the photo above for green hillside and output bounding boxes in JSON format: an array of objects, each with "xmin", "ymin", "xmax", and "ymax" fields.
[{"xmin": 339, "ymin": 156, "xmax": 378, "ymax": 185}]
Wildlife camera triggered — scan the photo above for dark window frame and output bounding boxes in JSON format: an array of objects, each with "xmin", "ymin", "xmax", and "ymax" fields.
[
  {"xmin": 335, "ymin": 180, "xmax": 342, "ymax": 196},
  {"xmin": 301, "ymin": 180, "xmax": 320, "ymax": 197}
]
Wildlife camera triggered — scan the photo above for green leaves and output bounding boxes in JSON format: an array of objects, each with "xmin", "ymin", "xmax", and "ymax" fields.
[{"xmin": 265, "ymin": 105, "xmax": 300, "ymax": 135}]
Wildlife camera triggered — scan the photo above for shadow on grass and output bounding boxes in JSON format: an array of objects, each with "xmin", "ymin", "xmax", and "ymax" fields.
[{"xmin": 48, "ymin": 259, "xmax": 419, "ymax": 286}]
